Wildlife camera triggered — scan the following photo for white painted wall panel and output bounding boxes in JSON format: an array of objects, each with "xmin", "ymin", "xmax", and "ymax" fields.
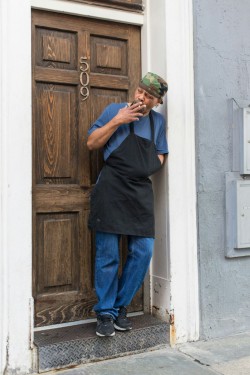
[
  {"xmin": 226, "ymin": 173, "xmax": 250, "ymax": 258},
  {"xmin": 236, "ymin": 181, "xmax": 250, "ymax": 248},
  {"xmin": 241, "ymin": 109, "xmax": 250, "ymax": 174}
]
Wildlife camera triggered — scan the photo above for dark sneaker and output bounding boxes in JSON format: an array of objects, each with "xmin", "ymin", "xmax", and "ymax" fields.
[
  {"xmin": 114, "ymin": 307, "xmax": 132, "ymax": 331},
  {"xmin": 96, "ymin": 314, "xmax": 115, "ymax": 337}
]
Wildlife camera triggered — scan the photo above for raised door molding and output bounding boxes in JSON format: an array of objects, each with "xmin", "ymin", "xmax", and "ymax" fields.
[{"xmin": 64, "ymin": 0, "xmax": 144, "ymax": 12}]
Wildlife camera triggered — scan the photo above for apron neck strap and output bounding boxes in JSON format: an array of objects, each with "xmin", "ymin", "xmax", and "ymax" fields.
[
  {"xmin": 129, "ymin": 111, "xmax": 155, "ymax": 140},
  {"xmin": 149, "ymin": 111, "xmax": 155, "ymax": 141}
]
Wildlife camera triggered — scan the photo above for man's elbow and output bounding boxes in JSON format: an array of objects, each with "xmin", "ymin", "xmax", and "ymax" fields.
[
  {"xmin": 87, "ymin": 137, "xmax": 95, "ymax": 151},
  {"xmin": 87, "ymin": 138, "xmax": 94, "ymax": 151}
]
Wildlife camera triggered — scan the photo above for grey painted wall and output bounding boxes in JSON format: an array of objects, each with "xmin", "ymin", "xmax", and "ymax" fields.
[{"xmin": 193, "ymin": 0, "xmax": 250, "ymax": 339}]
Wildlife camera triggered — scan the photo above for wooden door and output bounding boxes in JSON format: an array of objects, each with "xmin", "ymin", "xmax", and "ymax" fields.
[{"xmin": 32, "ymin": 10, "xmax": 142, "ymax": 327}]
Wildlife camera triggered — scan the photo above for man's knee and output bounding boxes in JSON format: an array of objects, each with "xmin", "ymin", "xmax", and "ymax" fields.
[{"xmin": 128, "ymin": 236, "xmax": 154, "ymax": 260}]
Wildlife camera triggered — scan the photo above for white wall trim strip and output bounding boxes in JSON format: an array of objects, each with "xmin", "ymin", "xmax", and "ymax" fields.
[
  {"xmin": 31, "ymin": 0, "xmax": 144, "ymax": 25},
  {"xmin": 165, "ymin": 0, "xmax": 200, "ymax": 343},
  {"xmin": 141, "ymin": 0, "xmax": 170, "ymax": 324},
  {"xmin": 0, "ymin": 0, "xmax": 9, "ymax": 371},
  {"xmin": 1, "ymin": 0, "xmax": 32, "ymax": 372}
]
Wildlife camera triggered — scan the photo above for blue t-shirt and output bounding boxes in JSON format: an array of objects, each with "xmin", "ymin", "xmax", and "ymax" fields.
[{"xmin": 88, "ymin": 103, "xmax": 168, "ymax": 161}]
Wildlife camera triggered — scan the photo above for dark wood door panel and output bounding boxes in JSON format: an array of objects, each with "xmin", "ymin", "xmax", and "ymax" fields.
[
  {"xmin": 90, "ymin": 35, "xmax": 128, "ymax": 76},
  {"xmin": 36, "ymin": 212, "xmax": 80, "ymax": 294},
  {"xmin": 32, "ymin": 10, "xmax": 141, "ymax": 326},
  {"xmin": 33, "ymin": 187, "xmax": 90, "ymax": 212},
  {"xmin": 34, "ymin": 210, "xmax": 94, "ymax": 291},
  {"xmin": 35, "ymin": 26, "xmax": 77, "ymax": 70},
  {"xmin": 34, "ymin": 209, "xmax": 96, "ymax": 327},
  {"xmin": 34, "ymin": 83, "xmax": 78, "ymax": 184}
]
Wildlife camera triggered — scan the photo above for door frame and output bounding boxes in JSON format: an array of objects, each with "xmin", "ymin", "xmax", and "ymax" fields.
[{"xmin": 0, "ymin": 0, "xmax": 199, "ymax": 373}]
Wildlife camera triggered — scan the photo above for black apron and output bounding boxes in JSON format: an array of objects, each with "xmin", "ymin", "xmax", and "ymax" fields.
[{"xmin": 88, "ymin": 112, "xmax": 162, "ymax": 237}]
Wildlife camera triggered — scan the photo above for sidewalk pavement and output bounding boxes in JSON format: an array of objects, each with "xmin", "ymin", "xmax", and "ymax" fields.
[{"xmin": 52, "ymin": 332, "xmax": 250, "ymax": 375}]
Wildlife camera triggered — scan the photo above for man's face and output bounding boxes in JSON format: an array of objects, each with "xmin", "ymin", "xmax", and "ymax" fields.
[{"xmin": 134, "ymin": 87, "xmax": 160, "ymax": 115}]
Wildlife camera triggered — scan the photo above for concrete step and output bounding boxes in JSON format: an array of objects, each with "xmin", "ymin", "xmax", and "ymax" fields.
[{"xmin": 34, "ymin": 314, "xmax": 169, "ymax": 372}]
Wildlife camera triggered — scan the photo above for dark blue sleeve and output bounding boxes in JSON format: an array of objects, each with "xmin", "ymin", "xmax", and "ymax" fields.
[
  {"xmin": 87, "ymin": 103, "xmax": 126, "ymax": 137},
  {"xmin": 88, "ymin": 104, "xmax": 112, "ymax": 136},
  {"xmin": 156, "ymin": 117, "xmax": 169, "ymax": 155}
]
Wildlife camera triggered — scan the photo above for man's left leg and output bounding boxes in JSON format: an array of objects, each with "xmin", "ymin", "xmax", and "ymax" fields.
[
  {"xmin": 94, "ymin": 231, "xmax": 120, "ymax": 337},
  {"xmin": 114, "ymin": 236, "xmax": 154, "ymax": 330}
]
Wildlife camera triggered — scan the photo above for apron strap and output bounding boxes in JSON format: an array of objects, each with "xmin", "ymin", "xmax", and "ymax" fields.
[
  {"xmin": 129, "ymin": 122, "xmax": 134, "ymax": 133},
  {"xmin": 129, "ymin": 111, "xmax": 155, "ymax": 140},
  {"xmin": 149, "ymin": 111, "xmax": 155, "ymax": 141}
]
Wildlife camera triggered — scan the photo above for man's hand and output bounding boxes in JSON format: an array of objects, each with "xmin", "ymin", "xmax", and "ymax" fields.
[
  {"xmin": 158, "ymin": 154, "xmax": 165, "ymax": 165},
  {"xmin": 115, "ymin": 101, "xmax": 146, "ymax": 124},
  {"xmin": 87, "ymin": 102, "xmax": 145, "ymax": 151}
]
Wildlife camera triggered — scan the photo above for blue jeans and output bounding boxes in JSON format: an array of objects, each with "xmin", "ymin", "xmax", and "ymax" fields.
[{"xmin": 94, "ymin": 231, "xmax": 154, "ymax": 318}]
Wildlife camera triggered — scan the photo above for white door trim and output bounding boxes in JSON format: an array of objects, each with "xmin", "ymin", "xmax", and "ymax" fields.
[
  {"xmin": 0, "ymin": 0, "xmax": 32, "ymax": 373},
  {"xmin": 165, "ymin": 0, "xmax": 200, "ymax": 343},
  {"xmin": 142, "ymin": 0, "xmax": 199, "ymax": 345},
  {"xmin": 31, "ymin": 0, "xmax": 144, "ymax": 25}
]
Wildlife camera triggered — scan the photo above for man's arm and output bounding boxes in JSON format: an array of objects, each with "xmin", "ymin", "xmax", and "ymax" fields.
[{"xmin": 87, "ymin": 102, "xmax": 145, "ymax": 151}]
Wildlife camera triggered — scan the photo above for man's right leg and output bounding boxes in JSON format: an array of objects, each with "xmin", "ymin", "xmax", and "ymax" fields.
[
  {"xmin": 94, "ymin": 231, "xmax": 120, "ymax": 336},
  {"xmin": 114, "ymin": 236, "xmax": 154, "ymax": 331}
]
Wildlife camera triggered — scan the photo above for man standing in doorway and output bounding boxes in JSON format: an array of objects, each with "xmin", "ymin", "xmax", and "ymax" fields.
[{"xmin": 87, "ymin": 72, "xmax": 168, "ymax": 337}]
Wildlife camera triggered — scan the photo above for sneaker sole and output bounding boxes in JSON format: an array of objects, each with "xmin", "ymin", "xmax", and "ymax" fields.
[
  {"xmin": 114, "ymin": 323, "xmax": 132, "ymax": 331},
  {"xmin": 96, "ymin": 331, "xmax": 115, "ymax": 337}
]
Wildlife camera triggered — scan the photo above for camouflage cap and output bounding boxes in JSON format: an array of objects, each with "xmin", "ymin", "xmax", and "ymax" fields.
[{"xmin": 139, "ymin": 72, "xmax": 168, "ymax": 103}]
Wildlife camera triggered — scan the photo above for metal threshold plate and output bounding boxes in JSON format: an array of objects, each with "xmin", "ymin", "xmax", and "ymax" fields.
[{"xmin": 34, "ymin": 313, "xmax": 169, "ymax": 372}]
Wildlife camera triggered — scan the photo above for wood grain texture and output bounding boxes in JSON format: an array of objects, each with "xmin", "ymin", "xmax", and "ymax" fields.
[
  {"xmin": 42, "ymin": 90, "xmax": 71, "ymax": 178},
  {"xmin": 43, "ymin": 219, "xmax": 72, "ymax": 288},
  {"xmin": 36, "ymin": 212, "xmax": 79, "ymax": 294},
  {"xmin": 96, "ymin": 44, "xmax": 122, "ymax": 69},
  {"xmin": 64, "ymin": 0, "xmax": 144, "ymax": 12},
  {"xmin": 35, "ymin": 292, "xmax": 97, "ymax": 326},
  {"xmin": 34, "ymin": 68, "xmax": 78, "ymax": 84},
  {"xmin": 91, "ymin": 36, "xmax": 127, "ymax": 75},
  {"xmin": 32, "ymin": 10, "xmax": 141, "ymax": 326},
  {"xmin": 36, "ymin": 27, "xmax": 77, "ymax": 70},
  {"xmin": 35, "ymin": 83, "xmax": 78, "ymax": 184},
  {"xmin": 42, "ymin": 35, "xmax": 71, "ymax": 63}
]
